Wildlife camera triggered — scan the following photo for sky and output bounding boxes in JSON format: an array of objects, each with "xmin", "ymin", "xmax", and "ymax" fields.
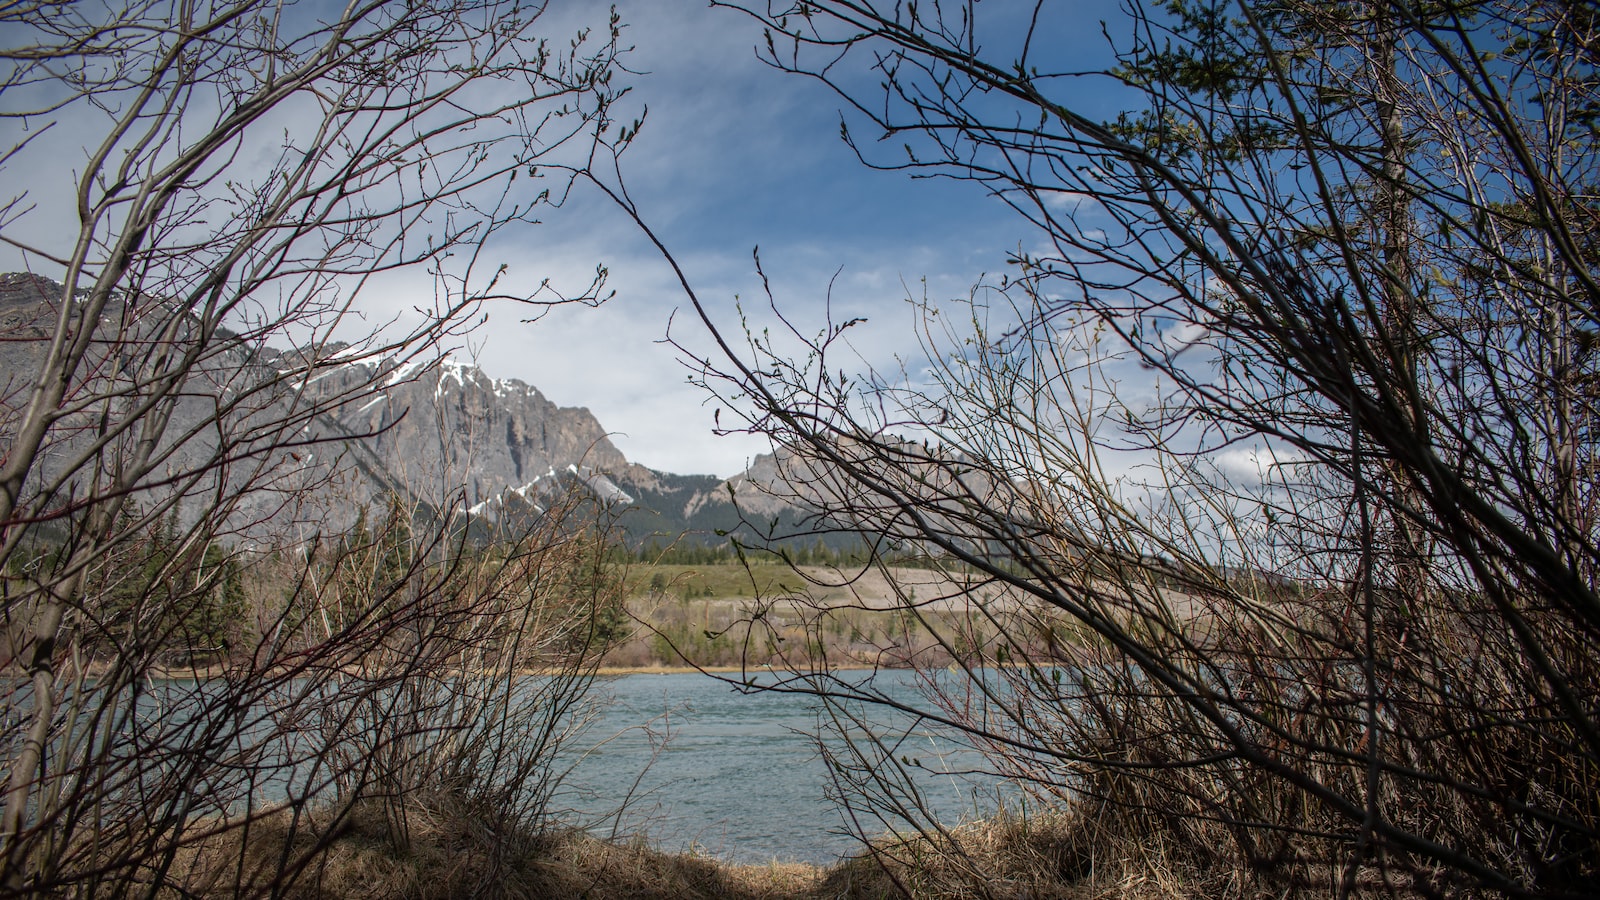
[
  {"xmin": 0, "ymin": 0, "xmax": 1134, "ymax": 479},
  {"xmin": 497, "ymin": 0, "xmax": 1160, "ymax": 477},
  {"xmin": 458, "ymin": 0, "xmax": 1083, "ymax": 477}
]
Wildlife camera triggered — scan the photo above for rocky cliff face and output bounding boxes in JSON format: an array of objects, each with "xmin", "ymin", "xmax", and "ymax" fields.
[
  {"xmin": 0, "ymin": 274, "xmax": 642, "ymax": 537},
  {"xmin": 303, "ymin": 353, "xmax": 630, "ymax": 508}
]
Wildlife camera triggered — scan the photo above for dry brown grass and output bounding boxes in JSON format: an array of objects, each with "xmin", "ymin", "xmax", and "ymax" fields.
[
  {"xmin": 814, "ymin": 811, "xmax": 1243, "ymax": 900},
  {"xmin": 166, "ymin": 793, "xmax": 822, "ymax": 900},
  {"xmin": 160, "ymin": 796, "xmax": 1237, "ymax": 900}
]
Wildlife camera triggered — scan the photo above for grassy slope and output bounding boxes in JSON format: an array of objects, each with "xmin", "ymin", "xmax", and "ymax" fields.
[{"xmin": 603, "ymin": 562, "xmax": 999, "ymax": 670}]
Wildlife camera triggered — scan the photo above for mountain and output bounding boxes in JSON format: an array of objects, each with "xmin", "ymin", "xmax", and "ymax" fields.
[
  {"xmin": 292, "ymin": 349, "xmax": 811, "ymax": 545},
  {"xmin": 296, "ymin": 350, "xmax": 633, "ymax": 507},
  {"xmin": 0, "ymin": 273, "xmax": 820, "ymax": 548}
]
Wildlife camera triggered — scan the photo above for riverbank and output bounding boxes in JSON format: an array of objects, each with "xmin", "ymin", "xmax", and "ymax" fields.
[
  {"xmin": 99, "ymin": 660, "xmax": 875, "ymax": 680},
  {"xmin": 590, "ymin": 663, "xmax": 883, "ymax": 677},
  {"xmin": 45, "ymin": 563, "xmax": 1077, "ymax": 680},
  {"xmin": 601, "ymin": 562, "xmax": 1085, "ymax": 671},
  {"xmin": 169, "ymin": 792, "xmax": 1206, "ymax": 900}
]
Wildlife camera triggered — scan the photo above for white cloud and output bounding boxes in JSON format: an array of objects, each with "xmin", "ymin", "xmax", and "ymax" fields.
[
  {"xmin": 0, "ymin": 0, "xmax": 1160, "ymax": 483},
  {"xmin": 1212, "ymin": 445, "xmax": 1307, "ymax": 488}
]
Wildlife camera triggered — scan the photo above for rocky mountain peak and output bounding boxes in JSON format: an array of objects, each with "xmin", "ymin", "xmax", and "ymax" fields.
[
  {"xmin": 305, "ymin": 352, "xmax": 630, "ymax": 507},
  {"xmin": 0, "ymin": 272, "xmax": 808, "ymax": 548}
]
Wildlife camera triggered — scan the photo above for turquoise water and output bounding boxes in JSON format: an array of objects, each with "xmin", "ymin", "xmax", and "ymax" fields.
[
  {"xmin": 562, "ymin": 670, "xmax": 1008, "ymax": 864},
  {"xmin": 6, "ymin": 670, "xmax": 1009, "ymax": 866}
]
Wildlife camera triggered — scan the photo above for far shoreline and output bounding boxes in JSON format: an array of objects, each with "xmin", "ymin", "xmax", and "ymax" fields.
[
  {"xmin": 591, "ymin": 663, "xmax": 882, "ymax": 677},
  {"xmin": 45, "ymin": 662, "xmax": 893, "ymax": 681},
  {"xmin": 49, "ymin": 656, "xmax": 1068, "ymax": 682}
]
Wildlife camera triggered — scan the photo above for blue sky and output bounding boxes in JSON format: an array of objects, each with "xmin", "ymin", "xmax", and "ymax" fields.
[
  {"xmin": 449, "ymin": 0, "xmax": 1134, "ymax": 477},
  {"xmin": 0, "ymin": 0, "xmax": 1135, "ymax": 479}
]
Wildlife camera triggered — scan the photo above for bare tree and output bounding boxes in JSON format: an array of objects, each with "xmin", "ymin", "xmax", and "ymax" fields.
[
  {"xmin": 621, "ymin": 0, "xmax": 1599, "ymax": 895},
  {"xmin": 0, "ymin": 1, "xmax": 636, "ymax": 895}
]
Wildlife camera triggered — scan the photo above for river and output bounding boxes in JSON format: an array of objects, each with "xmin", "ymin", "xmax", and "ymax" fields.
[
  {"xmin": 7, "ymin": 668, "xmax": 1013, "ymax": 867},
  {"xmin": 561, "ymin": 669, "xmax": 1010, "ymax": 864}
]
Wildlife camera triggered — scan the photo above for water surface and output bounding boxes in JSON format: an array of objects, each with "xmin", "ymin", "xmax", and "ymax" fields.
[{"xmin": 563, "ymin": 670, "xmax": 1006, "ymax": 864}]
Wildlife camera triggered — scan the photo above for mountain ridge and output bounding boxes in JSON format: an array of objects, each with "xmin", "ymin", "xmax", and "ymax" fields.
[{"xmin": 0, "ymin": 273, "xmax": 806, "ymax": 548}]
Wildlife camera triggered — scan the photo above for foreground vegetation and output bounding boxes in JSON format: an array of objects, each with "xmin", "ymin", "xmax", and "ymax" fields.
[
  {"xmin": 0, "ymin": 3, "xmax": 639, "ymax": 894},
  {"xmin": 3, "ymin": 0, "xmax": 1595, "ymax": 896},
  {"xmin": 154, "ymin": 789, "xmax": 1316, "ymax": 900},
  {"xmin": 631, "ymin": 0, "xmax": 1600, "ymax": 895}
]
